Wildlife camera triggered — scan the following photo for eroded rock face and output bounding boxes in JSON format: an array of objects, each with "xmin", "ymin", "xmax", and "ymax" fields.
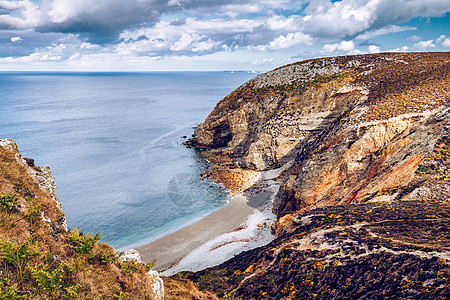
[
  {"xmin": 273, "ymin": 108, "xmax": 449, "ymax": 217},
  {"xmin": 187, "ymin": 52, "xmax": 450, "ymax": 222}
]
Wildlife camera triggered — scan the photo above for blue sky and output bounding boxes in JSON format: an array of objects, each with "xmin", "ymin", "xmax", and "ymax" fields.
[{"xmin": 0, "ymin": 0, "xmax": 449, "ymax": 71}]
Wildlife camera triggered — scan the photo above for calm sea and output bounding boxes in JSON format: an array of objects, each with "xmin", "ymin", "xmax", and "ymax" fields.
[{"xmin": 0, "ymin": 71, "xmax": 255, "ymax": 249}]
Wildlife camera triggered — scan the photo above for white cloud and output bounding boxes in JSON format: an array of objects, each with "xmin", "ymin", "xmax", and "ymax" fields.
[
  {"xmin": 303, "ymin": 0, "xmax": 450, "ymax": 39},
  {"xmin": 321, "ymin": 40, "xmax": 355, "ymax": 53},
  {"xmin": 368, "ymin": 45, "xmax": 381, "ymax": 53},
  {"xmin": 10, "ymin": 36, "xmax": 23, "ymax": 43},
  {"xmin": 414, "ymin": 40, "xmax": 436, "ymax": 49},
  {"xmin": 407, "ymin": 35, "xmax": 421, "ymax": 42},
  {"xmin": 303, "ymin": 0, "xmax": 378, "ymax": 38},
  {"xmin": 436, "ymin": 35, "xmax": 446, "ymax": 43},
  {"xmin": 80, "ymin": 42, "xmax": 100, "ymax": 49},
  {"xmin": 116, "ymin": 18, "xmax": 264, "ymax": 55},
  {"xmin": 265, "ymin": 15, "xmax": 301, "ymax": 32},
  {"xmin": 0, "ymin": 0, "xmax": 40, "ymax": 29},
  {"xmin": 388, "ymin": 45, "xmax": 409, "ymax": 52},
  {"xmin": 443, "ymin": 38, "xmax": 450, "ymax": 48},
  {"xmin": 356, "ymin": 25, "xmax": 417, "ymax": 40},
  {"xmin": 435, "ymin": 35, "xmax": 450, "ymax": 47},
  {"xmin": 256, "ymin": 32, "xmax": 313, "ymax": 51}
]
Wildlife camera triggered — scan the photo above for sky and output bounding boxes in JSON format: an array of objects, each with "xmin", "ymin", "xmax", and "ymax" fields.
[{"xmin": 0, "ymin": 0, "xmax": 449, "ymax": 71}]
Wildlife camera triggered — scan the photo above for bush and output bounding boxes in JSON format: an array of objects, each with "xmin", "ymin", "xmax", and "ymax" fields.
[{"xmin": 0, "ymin": 191, "xmax": 18, "ymax": 217}]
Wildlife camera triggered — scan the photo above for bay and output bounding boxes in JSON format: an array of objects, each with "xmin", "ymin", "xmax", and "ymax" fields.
[{"xmin": 0, "ymin": 71, "xmax": 255, "ymax": 249}]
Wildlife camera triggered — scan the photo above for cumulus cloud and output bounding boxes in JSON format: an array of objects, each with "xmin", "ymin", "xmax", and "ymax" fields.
[
  {"xmin": 255, "ymin": 32, "xmax": 313, "ymax": 51},
  {"xmin": 367, "ymin": 45, "xmax": 381, "ymax": 53},
  {"xmin": 9, "ymin": 0, "xmax": 449, "ymax": 45},
  {"xmin": 407, "ymin": 35, "xmax": 422, "ymax": 42},
  {"xmin": 1, "ymin": 0, "xmax": 450, "ymax": 69},
  {"xmin": 0, "ymin": 0, "xmax": 39, "ymax": 29},
  {"xmin": 37, "ymin": 0, "xmax": 165, "ymax": 42},
  {"xmin": 10, "ymin": 36, "xmax": 22, "ymax": 42},
  {"xmin": 321, "ymin": 40, "xmax": 355, "ymax": 53},
  {"xmin": 414, "ymin": 40, "xmax": 436, "ymax": 49},
  {"xmin": 442, "ymin": 38, "xmax": 450, "ymax": 48},
  {"xmin": 116, "ymin": 15, "xmax": 311, "ymax": 55},
  {"xmin": 116, "ymin": 18, "xmax": 264, "ymax": 55},
  {"xmin": 303, "ymin": 0, "xmax": 450, "ymax": 39},
  {"xmin": 36, "ymin": 0, "xmax": 307, "ymax": 42},
  {"xmin": 436, "ymin": 35, "xmax": 450, "ymax": 47},
  {"xmin": 436, "ymin": 35, "xmax": 446, "ymax": 43}
]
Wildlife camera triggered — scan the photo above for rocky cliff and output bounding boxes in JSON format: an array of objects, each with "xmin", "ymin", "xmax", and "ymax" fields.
[
  {"xmin": 183, "ymin": 52, "xmax": 450, "ymax": 299},
  {"xmin": 186, "ymin": 52, "xmax": 449, "ymax": 221}
]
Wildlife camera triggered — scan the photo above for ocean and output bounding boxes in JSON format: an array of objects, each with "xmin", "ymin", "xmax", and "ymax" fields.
[{"xmin": 0, "ymin": 71, "xmax": 255, "ymax": 250}]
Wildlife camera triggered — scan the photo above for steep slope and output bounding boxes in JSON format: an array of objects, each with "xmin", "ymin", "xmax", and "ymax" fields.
[
  {"xmin": 186, "ymin": 52, "xmax": 449, "ymax": 220},
  {"xmin": 0, "ymin": 139, "xmax": 163, "ymax": 299},
  {"xmin": 182, "ymin": 52, "xmax": 450, "ymax": 299},
  {"xmin": 184, "ymin": 198, "xmax": 450, "ymax": 299}
]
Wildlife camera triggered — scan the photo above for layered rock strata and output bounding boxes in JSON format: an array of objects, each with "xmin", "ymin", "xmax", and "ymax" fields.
[{"xmin": 186, "ymin": 52, "xmax": 450, "ymax": 225}]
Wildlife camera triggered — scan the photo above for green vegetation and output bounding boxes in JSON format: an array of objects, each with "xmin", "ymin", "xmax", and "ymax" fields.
[
  {"xmin": 0, "ymin": 191, "xmax": 18, "ymax": 218},
  {"xmin": 416, "ymin": 164, "xmax": 431, "ymax": 174},
  {"xmin": 30, "ymin": 264, "xmax": 64, "ymax": 300},
  {"xmin": 66, "ymin": 228, "xmax": 100, "ymax": 266},
  {"xmin": 24, "ymin": 202, "xmax": 42, "ymax": 229},
  {"xmin": 0, "ymin": 238, "xmax": 39, "ymax": 291},
  {"xmin": 0, "ymin": 144, "xmax": 162, "ymax": 299}
]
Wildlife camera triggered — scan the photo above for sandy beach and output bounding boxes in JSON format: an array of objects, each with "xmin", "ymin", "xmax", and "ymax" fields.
[{"xmin": 137, "ymin": 190, "xmax": 274, "ymax": 272}]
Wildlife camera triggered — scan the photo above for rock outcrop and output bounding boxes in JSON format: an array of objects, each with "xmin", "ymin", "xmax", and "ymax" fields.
[
  {"xmin": 119, "ymin": 249, "xmax": 165, "ymax": 300},
  {"xmin": 186, "ymin": 52, "xmax": 450, "ymax": 221}
]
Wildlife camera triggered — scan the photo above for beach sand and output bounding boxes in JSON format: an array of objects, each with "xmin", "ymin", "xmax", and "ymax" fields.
[{"xmin": 137, "ymin": 191, "xmax": 274, "ymax": 272}]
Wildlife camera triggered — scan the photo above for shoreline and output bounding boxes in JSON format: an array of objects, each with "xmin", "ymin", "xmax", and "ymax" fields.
[
  {"xmin": 136, "ymin": 161, "xmax": 293, "ymax": 275},
  {"xmin": 136, "ymin": 189, "xmax": 275, "ymax": 273}
]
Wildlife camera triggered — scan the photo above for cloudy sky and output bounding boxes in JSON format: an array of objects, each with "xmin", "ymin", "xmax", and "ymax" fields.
[{"xmin": 0, "ymin": 0, "xmax": 449, "ymax": 71}]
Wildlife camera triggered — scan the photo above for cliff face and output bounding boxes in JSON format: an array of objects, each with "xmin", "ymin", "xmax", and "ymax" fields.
[
  {"xmin": 182, "ymin": 52, "xmax": 450, "ymax": 299},
  {"xmin": 187, "ymin": 52, "xmax": 450, "ymax": 221}
]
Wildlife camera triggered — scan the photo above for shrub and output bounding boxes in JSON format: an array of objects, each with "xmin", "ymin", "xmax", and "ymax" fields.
[
  {"xmin": 0, "ymin": 191, "xmax": 18, "ymax": 217},
  {"xmin": 66, "ymin": 228, "xmax": 101, "ymax": 265}
]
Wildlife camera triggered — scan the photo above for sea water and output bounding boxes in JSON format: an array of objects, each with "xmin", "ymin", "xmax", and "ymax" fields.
[{"xmin": 0, "ymin": 71, "xmax": 255, "ymax": 250}]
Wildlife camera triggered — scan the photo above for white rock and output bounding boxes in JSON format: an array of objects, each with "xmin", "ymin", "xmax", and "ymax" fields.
[
  {"xmin": 147, "ymin": 270, "xmax": 164, "ymax": 300},
  {"xmin": 41, "ymin": 211, "xmax": 51, "ymax": 223},
  {"xmin": 119, "ymin": 249, "xmax": 142, "ymax": 263}
]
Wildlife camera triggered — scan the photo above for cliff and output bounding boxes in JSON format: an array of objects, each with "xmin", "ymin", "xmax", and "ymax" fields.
[
  {"xmin": 0, "ymin": 139, "xmax": 67, "ymax": 231},
  {"xmin": 186, "ymin": 52, "xmax": 449, "ymax": 221},
  {"xmin": 0, "ymin": 139, "xmax": 170, "ymax": 299},
  {"xmin": 182, "ymin": 52, "xmax": 450, "ymax": 298}
]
